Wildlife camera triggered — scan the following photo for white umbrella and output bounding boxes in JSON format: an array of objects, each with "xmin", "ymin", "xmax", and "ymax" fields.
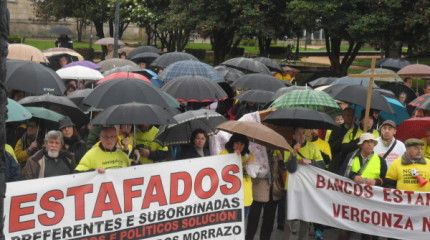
[{"xmin": 56, "ymin": 65, "xmax": 104, "ymax": 81}]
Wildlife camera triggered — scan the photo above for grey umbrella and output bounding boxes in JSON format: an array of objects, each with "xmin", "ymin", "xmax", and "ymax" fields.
[
  {"xmin": 158, "ymin": 60, "xmax": 225, "ymax": 83},
  {"xmin": 128, "ymin": 46, "xmax": 162, "ymax": 58},
  {"xmin": 49, "ymin": 25, "xmax": 73, "ymax": 35},
  {"xmin": 150, "ymin": 52, "xmax": 199, "ymax": 68},
  {"xmin": 97, "ymin": 58, "xmax": 137, "ymax": 73},
  {"xmin": 231, "ymin": 73, "xmax": 288, "ymax": 92},
  {"xmin": 262, "ymin": 107, "xmax": 339, "ymax": 129},
  {"xmin": 66, "ymin": 88, "xmax": 93, "ymax": 111},
  {"xmin": 214, "ymin": 65, "xmax": 245, "ymax": 83},
  {"xmin": 254, "ymin": 57, "xmax": 283, "ymax": 73},
  {"xmin": 234, "ymin": 90, "xmax": 274, "ymax": 104},
  {"xmin": 221, "ymin": 57, "xmax": 272, "ymax": 74},
  {"xmin": 308, "ymin": 77, "xmax": 339, "ymax": 88},
  {"xmin": 155, "ymin": 109, "xmax": 227, "ymax": 146},
  {"xmin": 128, "ymin": 52, "xmax": 160, "ymax": 63},
  {"xmin": 102, "ymin": 65, "xmax": 142, "ymax": 76},
  {"xmin": 377, "ymin": 58, "xmax": 411, "ymax": 71}
]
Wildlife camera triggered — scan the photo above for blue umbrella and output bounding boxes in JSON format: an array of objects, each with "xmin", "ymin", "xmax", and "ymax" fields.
[
  {"xmin": 135, "ymin": 69, "xmax": 164, "ymax": 87},
  {"xmin": 331, "ymin": 76, "xmax": 379, "ymax": 88},
  {"xmin": 6, "ymin": 98, "xmax": 32, "ymax": 122},
  {"xmin": 353, "ymin": 96, "xmax": 409, "ymax": 125},
  {"xmin": 159, "ymin": 60, "xmax": 225, "ymax": 83}
]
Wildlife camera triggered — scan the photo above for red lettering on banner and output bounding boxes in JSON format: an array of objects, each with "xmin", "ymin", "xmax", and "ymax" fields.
[
  {"xmin": 123, "ymin": 178, "xmax": 144, "ymax": 213},
  {"xmin": 92, "ymin": 182, "xmax": 122, "ymax": 217},
  {"xmin": 316, "ymin": 174, "xmax": 325, "ymax": 188},
  {"xmin": 38, "ymin": 190, "xmax": 64, "ymax": 226},
  {"xmin": 142, "ymin": 176, "xmax": 167, "ymax": 208},
  {"xmin": 343, "ymin": 182, "xmax": 352, "ymax": 194},
  {"xmin": 220, "ymin": 165, "xmax": 241, "ymax": 195},
  {"xmin": 66, "ymin": 184, "xmax": 93, "ymax": 220},
  {"xmin": 9, "ymin": 194, "xmax": 37, "ymax": 232},
  {"xmin": 405, "ymin": 191, "xmax": 414, "ymax": 203},
  {"xmin": 423, "ymin": 217, "xmax": 430, "ymax": 232},
  {"xmin": 363, "ymin": 185, "xmax": 373, "ymax": 198},
  {"xmin": 170, "ymin": 172, "xmax": 192, "ymax": 204},
  {"xmin": 405, "ymin": 217, "xmax": 413, "ymax": 230},
  {"xmin": 194, "ymin": 168, "xmax": 219, "ymax": 199}
]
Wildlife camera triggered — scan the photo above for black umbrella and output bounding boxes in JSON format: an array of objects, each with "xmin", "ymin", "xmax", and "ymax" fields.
[
  {"xmin": 308, "ymin": 77, "xmax": 339, "ymax": 88},
  {"xmin": 90, "ymin": 102, "xmax": 176, "ymax": 125},
  {"xmin": 262, "ymin": 107, "xmax": 339, "ymax": 129},
  {"xmin": 128, "ymin": 46, "xmax": 162, "ymax": 58},
  {"xmin": 271, "ymin": 86, "xmax": 308, "ymax": 101},
  {"xmin": 234, "ymin": 90, "xmax": 274, "ymax": 104},
  {"xmin": 231, "ymin": 73, "xmax": 289, "ymax": 92},
  {"xmin": 214, "ymin": 65, "xmax": 245, "ymax": 83},
  {"xmin": 66, "ymin": 88, "xmax": 93, "ymax": 111},
  {"xmin": 150, "ymin": 52, "xmax": 199, "ymax": 68},
  {"xmin": 377, "ymin": 58, "xmax": 411, "ymax": 71},
  {"xmin": 83, "ymin": 78, "xmax": 180, "ymax": 109},
  {"xmin": 49, "ymin": 26, "xmax": 73, "ymax": 35},
  {"xmin": 129, "ymin": 52, "xmax": 160, "ymax": 63},
  {"xmin": 374, "ymin": 88, "xmax": 396, "ymax": 99},
  {"xmin": 155, "ymin": 109, "xmax": 227, "ymax": 146},
  {"xmin": 18, "ymin": 94, "xmax": 89, "ymax": 126},
  {"xmin": 221, "ymin": 57, "xmax": 272, "ymax": 74},
  {"xmin": 380, "ymin": 82, "xmax": 416, "ymax": 104},
  {"xmin": 322, "ymin": 84, "xmax": 394, "ymax": 113},
  {"xmin": 6, "ymin": 60, "xmax": 66, "ymax": 95},
  {"xmin": 254, "ymin": 57, "xmax": 283, "ymax": 73},
  {"xmin": 161, "ymin": 75, "xmax": 228, "ymax": 102}
]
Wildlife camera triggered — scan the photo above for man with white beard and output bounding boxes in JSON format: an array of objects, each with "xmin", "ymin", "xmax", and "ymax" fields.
[{"xmin": 23, "ymin": 131, "xmax": 75, "ymax": 179}]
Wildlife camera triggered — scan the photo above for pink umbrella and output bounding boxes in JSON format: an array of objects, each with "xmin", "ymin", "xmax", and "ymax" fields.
[
  {"xmin": 94, "ymin": 37, "xmax": 125, "ymax": 46},
  {"xmin": 397, "ymin": 64, "xmax": 430, "ymax": 77},
  {"xmin": 97, "ymin": 72, "xmax": 151, "ymax": 85}
]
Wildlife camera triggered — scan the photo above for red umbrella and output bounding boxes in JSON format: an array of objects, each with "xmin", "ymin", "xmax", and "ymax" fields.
[
  {"xmin": 408, "ymin": 93, "xmax": 430, "ymax": 109},
  {"xmin": 395, "ymin": 117, "xmax": 430, "ymax": 142},
  {"xmin": 97, "ymin": 72, "xmax": 151, "ymax": 85}
]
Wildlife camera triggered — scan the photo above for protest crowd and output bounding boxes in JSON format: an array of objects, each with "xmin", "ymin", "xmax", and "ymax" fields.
[{"xmin": 4, "ymin": 40, "xmax": 430, "ymax": 240}]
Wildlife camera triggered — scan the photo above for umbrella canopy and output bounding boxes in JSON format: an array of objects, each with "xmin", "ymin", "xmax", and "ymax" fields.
[
  {"xmin": 6, "ymin": 60, "xmax": 66, "ymax": 95},
  {"xmin": 129, "ymin": 52, "xmax": 160, "ymax": 63},
  {"xmin": 377, "ymin": 58, "xmax": 411, "ymax": 71},
  {"xmin": 94, "ymin": 37, "xmax": 125, "ymax": 46},
  {"xmin": 7, "ymin": 44, "xmax": 49, "ymax": 63},
  {"xmin": 232, "ymin": 73, "xmax": 288, "ymax": 92},
  {"xmin": 271, "ymin": 86, "xmax": 308, "ymax": 101},
  {"xmin": 375, "ymin": 88, "xmax": 396, "ymax": 99},
  {"xmin": 19, "ymin": 94, "xmax": 88, "ymax": 126},
  {"xmin": 150, "ymin": 52, "xmax": 199, "ymax": 68},
  {"xmin": 323, "ymin": 84, "xmax": 394, "ymax": 113},
  {"xmin": 214, "ymin": 65, "xmax": 245, "ymax": 83},
  {"xmin": 97, "ymin": 58, "xmax": 137, "ymax": 73},
  {"xmin": 397, "ymin": 64, "xmax": 430, "ymax": 77},
  {"xmin": 380, "ymin": 82, "xmax": 417, "ymax": 104},
  {"xmin": 42, "ymin": 48, "xmax": 84, "ymax": 60},
  {"xmin": 409, "ymin": 93, "xmax": 430, "ymax": 110},
  {"xmin": 395, "ymin": 117, "xmax": 430, "ymax": 142},
  {"xmin": 6, "ymin": 98, "xmax": 32, "ymax": 122},
  {"xmin": 360, "ymin": 68, "xmax": 402, "ymax": 83},
  {"xmin": 159, "ymin": 60, "xmax": 224, "ymax": 83},
  {"xmin": 133, "ymin": 69, "xmax": 163, "ymax": 87},
  {"xmin": 62, "ymin": 60, "xmax": 101, "ymax": 70},
  {"xmin": 66, "ymin": 88, "xmax": 93, "ymax": 111},
  {"xmin": 97, "ymin": 72, "xmax": 151, "ymax": 85},
  {"xmin": 269, "ymin": 89, "xmax": 341, "ymax": 117},
  {"xmin": 49, "ymin": 26, "xmax": 73, "ymax": 35},
  {"xmin": 56, "ymin": 66, "xmax": 104, "ymax": 81},
  {"xmin": 330, "ymin": 76, "xmax": 379, "ymax": 88},
  {"xmin": 161, "ymin": 75, "xmax": 228, "ymax": 102},
  {"xmin": 128, "ymin": 46, "xmax": 162, "ymax": 58},
  {"xmin": 307, "ymin": 77, "xmax": 338, "ymax": 88},
  {"xmin": 262, "ymin": 107, "xmax": 339, "ymax": 129},
  {"xmin": 216, "ymin": 120, "xmax": 292, "ymax": 151},
  {"xmin": 90, "ymin": 102, "xmax": 176, "ymax": 125},
  {"xmin": 155, "ymin": 109, "xmax": 227, "ymax": 146},
  {"xmin": 83, "ymin": 78, "xmax": 180, "ymax": 109},
  {"xmin": 234, "ymin": 90, "xmax": 274, "ymax": 104},
  {"xmin": 25, "ymin": 107, "xmax": 64, "ymax": 122},
  {"xmin": 352, "ymin": 97, "xmax": 409, "ymax": 125},
  {"xmin": 102, "ymin": 65, "xmax": 142, "ymax": 76},
  {"xmin": 221, "ymin": 57, "xmax": 271, "ymax": 74},
  {"xmin": 254, "ymin": 57, "xmax": 283, "ymax": 72}
]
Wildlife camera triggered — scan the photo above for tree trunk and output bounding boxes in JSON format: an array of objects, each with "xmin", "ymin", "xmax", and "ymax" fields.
[
  {"xmin": 0, "ymin": 1, "xmax": 9, "ymax": 239},
  {"xmin": 212, "ymin": 29, "xmax": 235, "ymax": 65},
  {"xmin": 76, "ymin": 18, "xmax": 86, "ymax": 42},
  {"xmin": 258, "ymin": 36, "xmax": 272, "ymax": 57},
  {"xmin": 109, "ymin": 20, "xmax": 114, "ymax": 37},
  {"xmin": 326, "ymin": 32, "xmax": 362, "ymax": 76},
  {"xmin": 93, "ymin": 20, "xmax": 105, "ymax": 39}
]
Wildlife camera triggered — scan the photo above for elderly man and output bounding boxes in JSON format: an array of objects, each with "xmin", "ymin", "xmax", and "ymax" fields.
[
  {"xmin": 23, "ymin": 131, "xmax": 75, "ymax": 179},
  {"xmin": 386, "ymin": 138, "xmax": 430, "ymax": 192},
  {"xmin": 374, "ymin": 120, "xmax": 406, "ymax": 168},
  {"xmin": 76, "ymin": 126, "xmax": 130, "ymax": 172},
  {"xmin": 341, "ymin": 133, "xmax": 387, "ymax": 240}
]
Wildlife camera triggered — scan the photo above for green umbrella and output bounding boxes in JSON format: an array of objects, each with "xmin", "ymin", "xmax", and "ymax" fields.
[
  {"xmin": 7, "ymin": 98, "xmax": 32, "ymax": 122},
  {"xmin": 24, "ymin": 107, "xmax": 64, "ymax": 122},
  {"xmin": 269, "ymin": 89, "xmax": 341, "ymax": 117}
]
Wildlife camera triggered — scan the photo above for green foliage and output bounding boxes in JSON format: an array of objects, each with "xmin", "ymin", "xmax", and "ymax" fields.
[{"xmin": 8, "ymin": 35, "xmax": 25, "ymax": 43}]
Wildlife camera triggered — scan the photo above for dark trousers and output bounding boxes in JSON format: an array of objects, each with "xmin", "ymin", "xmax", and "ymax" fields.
[
  {"xmin": 245, "ymin": 199, "xmax": 278, "ymax": 240},
  {"xmin": 277, "ymin": 193, "xmax": 286, "ymax": 227}
]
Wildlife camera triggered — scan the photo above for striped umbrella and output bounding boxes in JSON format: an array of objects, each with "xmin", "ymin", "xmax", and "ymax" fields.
[
  {"xmin": 159, "ymin": 60, "xmax": 224, "ymax": 83},
  {"xmin": 269, "ymin": 89, "xmax": 341, "ymax": 117}
]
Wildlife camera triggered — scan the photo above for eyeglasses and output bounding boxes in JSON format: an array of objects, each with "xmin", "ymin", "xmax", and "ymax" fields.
[{"xmin": 101, "ymin": 135, "xmax": 117, "ymax": 140}]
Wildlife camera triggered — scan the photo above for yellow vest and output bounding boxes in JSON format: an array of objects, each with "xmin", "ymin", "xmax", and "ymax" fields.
[
  {"xmin": 342, "ymin": 127, "xmax": 380, "ymax": 144},
  {"xmin": 420, "ymin": 138, "xmax": 430, "ymax": 159},
  {"xmin": 386, "ymin": 157, "xmax": 430, "ymax": 192},
  {"xmin": 351, "ymin": 153, "xmax": 382, "ymax": 179},
  {"xmin": 6, "ymin": 144, "xmax": 17, "ymax": 162},
  {"xmin": 135, "ymin": 126, "xmax": 168, "ymax": 164},
  {"xmin": 76, "ymin": 146, "xmax": 130, "ymax": 171}
]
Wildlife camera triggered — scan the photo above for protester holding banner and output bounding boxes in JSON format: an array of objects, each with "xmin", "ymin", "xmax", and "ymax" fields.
[
  {"xmin": 23, "ymin": 131, "xmax": 76, "ymax": 179},
  {"xmin": 219, "ymin": 133, "xmax": 254, "ymax": 218},
  {"xmin": 386, "ymin": 138, "xmax": 430, "ymax": 192},
  {"xmin": 76, "ymin": 126, "xmax": 130, "ymax": 172},
  {"xmin": 135, "ymin": 124, "xmax": 169, "ymax": 164},
  {"xmin": 274, "ymin": 127, "xmax": 324, "ymax": 240},
  {"xmin": 179, "ymin": 128, "xmax": 210, "ymax": 159},
  {"xmin": 374, "ymin": 120, "xmax": 406, "ymax": 168}
]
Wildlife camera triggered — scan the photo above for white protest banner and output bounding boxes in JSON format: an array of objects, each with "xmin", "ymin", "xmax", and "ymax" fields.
[
  {"xmin": 288, "ymin": 165, "xmax": 430, "ymax": 240},
  {"xmin": 4, "ymin": 154, "xmax": 244, "ymax": 240}
]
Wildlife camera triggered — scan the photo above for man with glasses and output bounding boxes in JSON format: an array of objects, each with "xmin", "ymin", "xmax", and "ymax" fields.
[{"xmin": 76, "ymin": 126, "xmax": 130, "ymax": 172}]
